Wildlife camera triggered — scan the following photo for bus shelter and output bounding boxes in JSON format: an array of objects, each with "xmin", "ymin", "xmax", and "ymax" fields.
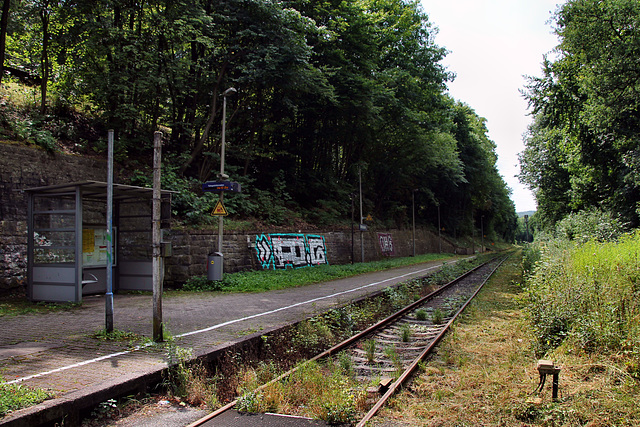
[{"xmin": 24, "ymin": 180, "xmax": 172, "ymax": 303}]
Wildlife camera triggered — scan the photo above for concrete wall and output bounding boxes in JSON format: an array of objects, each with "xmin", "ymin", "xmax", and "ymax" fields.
[{"xmin": 0, "ymin": 142, "xmax": 470, "ymax": 293}]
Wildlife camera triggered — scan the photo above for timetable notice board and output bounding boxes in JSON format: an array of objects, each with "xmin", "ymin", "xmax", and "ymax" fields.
[{"xmin": 82, "ymin": 228, "xmax": 116, "ymax": 266}]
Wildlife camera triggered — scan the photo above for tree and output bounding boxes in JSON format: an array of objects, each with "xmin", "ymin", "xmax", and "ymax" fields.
[
  {"xmin": 1, "ymin": 0, "xmax": 517, "ymax": 236},
  {"xmin": 521, "ymin": 0, "xmax": 640, "ymax": 228},
  {"xmin": 0, "ymin": 0, "xmax": 11, "ymax": 85}
]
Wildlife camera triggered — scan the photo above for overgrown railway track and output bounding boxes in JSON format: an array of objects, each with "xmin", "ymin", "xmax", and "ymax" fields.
[{"xmin": 188, "ymin": 254, "xmax": 509, "ymax": 426}]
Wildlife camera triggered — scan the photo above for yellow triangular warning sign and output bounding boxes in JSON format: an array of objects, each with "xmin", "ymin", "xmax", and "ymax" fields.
[{"xmin": 211, "ymin": 200, "xmax": 228, "ymax": 216}]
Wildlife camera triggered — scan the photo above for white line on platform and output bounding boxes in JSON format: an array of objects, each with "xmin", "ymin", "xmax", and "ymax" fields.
[
  {"xmin": 176, "ymin": 263, "xmax": 443, "ymax": 338},
  {"xmin": 5, "ymin": 262, "xmax": 454, "ymax": 385}
]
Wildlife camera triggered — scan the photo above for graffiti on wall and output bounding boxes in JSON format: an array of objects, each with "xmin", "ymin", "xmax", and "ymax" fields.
[
  {"xmin": 255, "ymin": 233, "xmax": 329, "ymax": 270},
  {"xmin": 378, "ymin": 233, "xmax": 394, "ymax": 255}
]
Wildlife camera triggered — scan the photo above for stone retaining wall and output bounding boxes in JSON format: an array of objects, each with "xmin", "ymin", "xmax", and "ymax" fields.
[
  {"xmin": 162, "ymin": 227, "xmax": 465, "ymax": 287},
  {"xmin": 0, "ymin": 143, "xmax": 110, "ymax": 290},
  {"xmin": 0, "ymin": 142, "xmax": 470, "ymax": 293}
]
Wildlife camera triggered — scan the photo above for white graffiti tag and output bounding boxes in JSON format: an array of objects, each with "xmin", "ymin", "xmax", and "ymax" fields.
[
  {"xmin": 378, "ymin": 233, "xmax": 394, "ymax": 255},
  {"xmin": 255, "ymin": 233, "xmax": 329, "ymax": 270}
]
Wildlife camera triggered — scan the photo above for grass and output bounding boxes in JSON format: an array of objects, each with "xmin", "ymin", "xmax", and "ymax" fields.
[
  {"xmin": 180, "ymin": 253, "xmax": 456, "ymax": 293},
  {"xmin": 0, "ymin": 294, "xmax": 81, "ymax": 317},
  {"xmin": 525, "ymin": 231, "xmax": 640, "ymax": 355},
  {"xmin": 0, "ymin": 376, "xmax": 52, "ymax": 417},
  {"xmin": 74, "ymin": 252, "xmax": 493, "ymax": 424},
  {"xmin": 431, "ymin": 308, "xmax": 444, "ymax": 324},
  {"xmin": 236, "ymin": 359, "xmax": 367, "ymax": 424},
  {"xmin": 372, "ymin": 248, "xmax": 640, "ymax": 426},
  {"xmin": 364, "ymin": 339, "xmax": 377, "ymax": 363}
]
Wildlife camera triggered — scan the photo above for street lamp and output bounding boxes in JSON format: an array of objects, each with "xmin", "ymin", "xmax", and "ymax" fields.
[
  {"xmin": 412, "ymin": 189, "xmax": 417, "ymax": 257},
  {"xmin": 217, "ymin": 87, "xmax": 237, "ymax": 258},
  {"xmin": 481, "ymin": 215, "xmax": 485, "ymax": 253},
  {"xmin": 436, "ymin": 201, "xmax": 441, "ymax": 254}
]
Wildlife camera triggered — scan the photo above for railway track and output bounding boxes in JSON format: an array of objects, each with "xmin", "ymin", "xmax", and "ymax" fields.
[{"xmin": 188, "ymin": 254, "xmax": 509, "ymax": 426}]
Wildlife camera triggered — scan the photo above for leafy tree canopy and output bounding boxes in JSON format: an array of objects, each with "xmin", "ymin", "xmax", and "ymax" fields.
[
  {"xmin": 1, "ymin": 0, "xmax": 516, "ymax": 242},
  {"xmin": 520, "ymin": 0, "xmax": 640, "ymax": 229}
]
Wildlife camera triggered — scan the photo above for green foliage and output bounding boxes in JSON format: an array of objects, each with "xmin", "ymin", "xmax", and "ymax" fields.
[
  {"xmin": 400, "ymin": 323, "xmax": 411, "ymax": 342},
  {"xmin": 415, "ymin": 308, "xmax": 427, "ymax": 321},
  {"xmin": 0, "ymin": 0, "xmax": 516, "ymax": 238},
  {"xmin": 0, "ymin": 297, "xmax": 81, "ymax": 317},
  {"xmin": 524, "ymin": 231, "xmax": 640, "ymax": 355},
  {"xmin": 337, "ymin": 352, "xmax": 353, "ymax": 376},
  {"xmin": 182, "ymin": 276, "xmax": 222, "ymax": 292},
  {"xmin": 431, "ymin": 308, "xmax": 444, "ymax": 325},
  {"xmin": 12, "ymin": 119, "xmax": 58, "ymax": 152},
  {"xmin": 91, "ymin": 329, "xmax": 143, "ymax": 346},
  {"xmin": 554, "ymin": 208, "xmax": 627, "ymax": 243},
  {"xmin": 178, "ymin": 253, "xmax": 450, "ymax": 293},
  {"xmin": 383, "ymin": 346, "xmax": 404, "ymax": 375},
  {"xmin": 521, "ymin": 243, "xmax": 542, "ymax": 278},
  {"xmin": 236, "ymin": 359, "xmax": 362, "ymax": 424},
  {"xmin": 129, "ymin": 159, "xmax": 218, "ymax": 225},
  {"xmin": 163, "ymin": 342, "xmax": 195, "ymax": 398},
  {"xmin": 521, "ymin": 0, "xmax": 640, "ymax": 228},
  {"xmin": 364, "ymin": 339, "xmax": 377, "ymax": 363},
  {"xmin": 0, "ymin": 377, "xmax": 52, "ymax": 417},
  {"xmin": 291, "ymin": 319, "xmax": 334, "ymax": 353}
]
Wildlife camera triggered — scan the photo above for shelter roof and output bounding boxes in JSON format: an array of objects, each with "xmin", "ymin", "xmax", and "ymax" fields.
[{"xmin": 22, "ymin": 180, "xmax": 175, "ymax": 202}]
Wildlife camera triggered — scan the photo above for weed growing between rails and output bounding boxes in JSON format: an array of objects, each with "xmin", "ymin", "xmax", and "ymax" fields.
[
  {"xmin": 370, "ymin": 250, "xmax": 539, "ymax": 425},
  {"xmin": 370, "ymin": 248, "xmax": 640, "ymax": 426},
  {"xmin": 236, "ymin": 359, "xmax": 369, "ymax": 425}
]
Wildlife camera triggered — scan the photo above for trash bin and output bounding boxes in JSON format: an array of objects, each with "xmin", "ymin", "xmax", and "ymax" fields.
[{"xmin": 207, "ymin": 252, "xmax": 223, "ymax": 281}]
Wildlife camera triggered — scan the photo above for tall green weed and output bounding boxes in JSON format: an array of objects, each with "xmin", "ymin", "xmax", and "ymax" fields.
[{"xmin": 525, "ymin": 231, "xmax": 640, "ymax": 355}]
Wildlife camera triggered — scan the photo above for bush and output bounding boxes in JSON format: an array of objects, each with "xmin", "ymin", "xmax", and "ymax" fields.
[
  {"xmin": 525, "ymin": 231, "xmax": 640, "ymax": 355},
  {"xmin": 14, "ymin": 119, "xmax": 58, "ymax": 152},
  {"xmin": 555, "ymin": 208, "xmax": 626, "ymax": 243}
]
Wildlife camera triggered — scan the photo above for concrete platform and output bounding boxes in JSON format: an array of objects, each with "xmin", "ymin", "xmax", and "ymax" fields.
[
  {"xmin": 202, "ymin": 410, "xmax": 336, "ymax": 426},
  {"xmin": 0, "ymin": 258, "xmax": 458, "ymax": 426}
]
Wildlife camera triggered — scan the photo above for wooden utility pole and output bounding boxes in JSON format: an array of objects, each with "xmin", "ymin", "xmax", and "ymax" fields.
[{"xmin": 152, "ymin": 131, "xmax": 163, "ymax": 342}]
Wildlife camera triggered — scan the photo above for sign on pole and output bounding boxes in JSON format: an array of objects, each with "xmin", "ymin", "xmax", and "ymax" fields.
[
  {"xmin": 211, "ymin": 200, "xmax": 228, "ymax": 216},
  {"xmin": 202, "ymin": 181, "xmax": 241, "ymax": 193}
]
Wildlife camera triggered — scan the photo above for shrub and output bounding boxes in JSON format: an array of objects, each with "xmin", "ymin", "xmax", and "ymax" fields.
[
  {"xmin": 555, "ymin": 208, "xmax": 626, "ymax": 243},
  {"xmin": 432, "ymin": 308, "xmax": 444, "ymax": 325},
  {"xmin": 400, "ymin": 324, "xmax": 411, "ymax": 342},
  {"xmin": 364, "ymin": 339, "xmax": 376, "ymax": 363},
  {"xmin": 525, "ymin": 231, "xmax": 640, "ymax": 355}
]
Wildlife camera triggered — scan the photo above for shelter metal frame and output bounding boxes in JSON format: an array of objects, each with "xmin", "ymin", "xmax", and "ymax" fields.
[{"xmin": 24, "ymin": 181, "xmax": 173, "ymax": 303}]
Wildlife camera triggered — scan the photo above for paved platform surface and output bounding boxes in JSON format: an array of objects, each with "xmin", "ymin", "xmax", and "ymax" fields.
[{"xmin": 0, "ymin": 259, "xmax": 456, "ymax": 426}]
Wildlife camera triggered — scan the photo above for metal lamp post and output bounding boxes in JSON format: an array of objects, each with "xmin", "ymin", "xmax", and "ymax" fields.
[
  {"xmin": 412, "ymin": 189, "xmax": 417, "ymax": 257},
  {"xmin": 481, "ymin": 215, "xmax": 485, "ymax": 253},
  {"xmin": 217, "ymin": 87, "xmax": 236, "ymax": 261},
  {"xmin": 437, "ymin": 201, "xmax": 441, "ymax": 254}
]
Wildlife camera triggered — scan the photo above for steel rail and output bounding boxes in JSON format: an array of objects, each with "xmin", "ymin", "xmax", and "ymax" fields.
[
  {"xmin": 187, "ymin": 254, "xmax": 509, "ymax": 427},
  {"xmin": 355, "ymin": 254, "xmax": 509, "ymax": 426}
]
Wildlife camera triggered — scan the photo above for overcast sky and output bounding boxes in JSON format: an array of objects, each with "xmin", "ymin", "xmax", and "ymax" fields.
[{"xmin": 420, "ymin": 0, "xmax": 563, "ymax": 212}]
